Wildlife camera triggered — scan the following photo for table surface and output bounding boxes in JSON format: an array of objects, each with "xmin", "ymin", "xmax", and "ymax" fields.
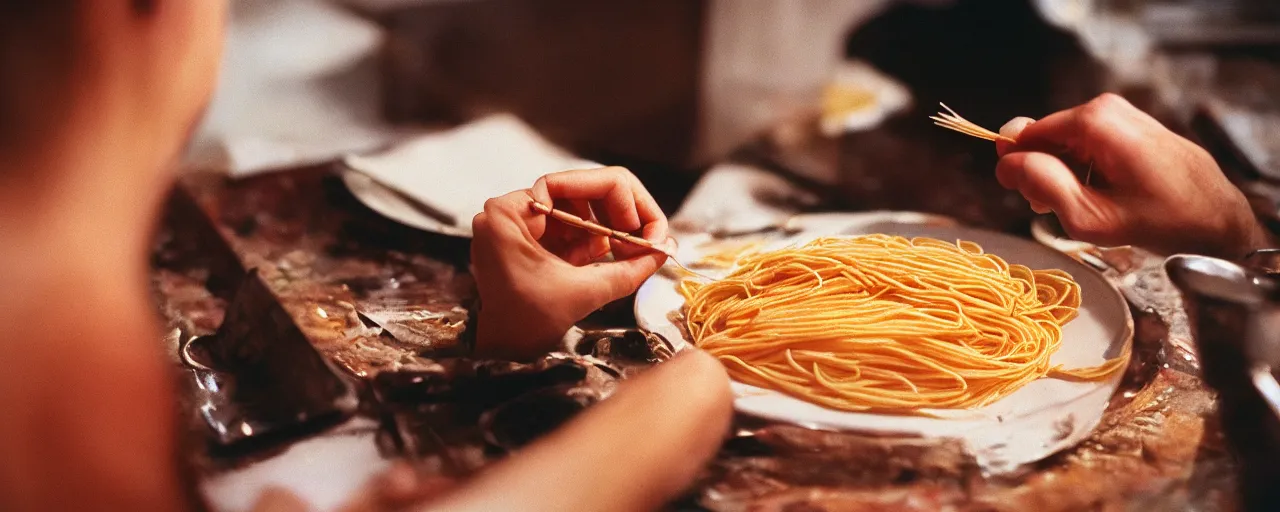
[
  {"xmin": 152, "ymin": 152, "xmax": 1242, "ymax": 512},
  {"xmin": 149, "ymin": 4, "xmax": 1280, "ymax": 505}
]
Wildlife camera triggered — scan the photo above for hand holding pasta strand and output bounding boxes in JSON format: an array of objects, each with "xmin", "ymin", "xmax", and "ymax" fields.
[{"xmin": 995, "ymin": 93, "xmax": 1270, "ymax": 259}]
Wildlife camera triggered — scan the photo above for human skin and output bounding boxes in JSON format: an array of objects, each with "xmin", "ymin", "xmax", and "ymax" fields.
[
  {"xmin": 994, "ymin": 93, "xmax": 1269, "ymax": 259},
  {"xmin": 470, "ymin": 167, "xmax": 676, "ymax": 360}
]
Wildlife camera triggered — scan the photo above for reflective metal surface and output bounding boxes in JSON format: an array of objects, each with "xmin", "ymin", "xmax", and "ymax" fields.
[{"xmin": 1167, "ymin": 254, "xmax": 1280, "ymax": 510}]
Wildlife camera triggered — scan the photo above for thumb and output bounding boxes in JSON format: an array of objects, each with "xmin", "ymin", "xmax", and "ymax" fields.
[
  {"xmin": 997, "ymin": 152, "xmax": 1127, "ymax": 246},
  {"xmin": 583, "ymin": 243, "xmax": 671, "ymax": 304}
]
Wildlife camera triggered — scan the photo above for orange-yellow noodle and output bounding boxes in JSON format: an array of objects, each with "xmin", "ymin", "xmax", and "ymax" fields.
[{"xmin": 677, "ymin": 235, "xmax": 1129, "ymax": 413}]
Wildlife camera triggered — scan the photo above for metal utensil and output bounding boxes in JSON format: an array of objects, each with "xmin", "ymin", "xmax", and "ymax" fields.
[
  {"xmin": 1166, "ymin": 254, "xmax": 1280, "ymax": 511},
  {"xmin": 338, "ymin": 161, "xmax": 460, "ymax": 228}
]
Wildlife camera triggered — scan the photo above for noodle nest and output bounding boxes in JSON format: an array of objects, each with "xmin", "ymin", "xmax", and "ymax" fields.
[{"xmin": 678, "ymin": 234, "xmax": 1128, "ymax": 414}]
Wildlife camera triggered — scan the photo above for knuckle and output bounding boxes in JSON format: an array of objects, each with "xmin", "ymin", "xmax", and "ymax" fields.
[
  {"xmin": 1080, "ymin": 97, "xmax": 1118, "ymax": 127},
  {"xmin": 482, "ymin": 197, "xmax": 501, "ymax": 213},
  {"xmin": 542, "ymin": 169, "xmax": 574, "ymax": 187},
  {"xmin": 1184, "ymin": 141, "xmax": 1215, "ymax": 167},
  {"xmin": 1077, "ymin": 95, "xmax": 1131, "ymax": 143},
  {"xmin": 486, "ymin": 191, "xmax": 529, "ymax": 214},
  {"xmin": 1090, "ymin": 92, "xmax": 1130, "ymax": 112},
  {"xmin": 471, "ymin": 211, "xmax": 490, "ymax": 232},
  {"xmin": 604, "ymin": 166, "xmax": 635, "ymax": 181}
]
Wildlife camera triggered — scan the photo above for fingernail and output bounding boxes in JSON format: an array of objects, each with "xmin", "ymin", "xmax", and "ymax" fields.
[{"xmin": 999, "ymin": 117, "xmax": 1035, "ymax": 140}]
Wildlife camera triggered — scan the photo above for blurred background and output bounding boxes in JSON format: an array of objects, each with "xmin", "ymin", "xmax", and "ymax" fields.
[{"xmin": 185, "ymin": 0, "xmax": 1280, "ymax": 233}]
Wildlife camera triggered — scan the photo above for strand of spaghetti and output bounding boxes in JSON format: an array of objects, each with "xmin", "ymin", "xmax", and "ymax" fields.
[{"xmin": 678, "ymin": 235, "xmax": 1128, "ymax": 414}]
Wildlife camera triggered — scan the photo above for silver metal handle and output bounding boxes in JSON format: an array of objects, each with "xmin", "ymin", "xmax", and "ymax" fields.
[
  {"xmin": 1251, "ymin": 364, "xmax": 1280, "ymax": 420},
  {"xmin": 1244, "ymin": 248, "xmax": 1280, "ymax": 275}
]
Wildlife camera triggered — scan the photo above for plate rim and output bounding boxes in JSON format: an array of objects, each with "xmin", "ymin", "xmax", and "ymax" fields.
[{"xmin": 339, "ymin": 166, "xmax": 475, "ymax": 239}]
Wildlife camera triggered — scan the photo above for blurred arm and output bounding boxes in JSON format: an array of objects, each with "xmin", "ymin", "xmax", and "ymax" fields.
[
  {"xmin": 0, "ymin": 247, "xmax": 189, "ymax": 511},
  {"xmin": 424, "ymin": 350, "xmax": 733, "ymax": 512}
]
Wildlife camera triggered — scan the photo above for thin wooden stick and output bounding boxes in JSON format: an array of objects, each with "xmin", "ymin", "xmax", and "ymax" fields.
[
  {"xmin": 529, "ymin": 199, "xmax": 714, "ymax": 280},
  {"xmin": 530, "ymin": 200, "xmax": 665, "ymax": 254},
  {"xmin": 932, "ymin": 103, "xmax": 1017, "ymax": 144}
]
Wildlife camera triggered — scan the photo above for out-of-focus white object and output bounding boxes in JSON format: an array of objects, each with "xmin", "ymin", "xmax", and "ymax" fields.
[
  {"xmin": 341, "ymin": 114, "xmax": 598, "ymax": 238},
  {"xmin": 819, "ymin": 60, "xmax": 913, "ymax": 136},
  {"xmin": 1137, "ymin": 1, "xmax": 1280, "ymax": 46},
  {"xmin": 201, "ymin": 418, "xmax": 388, "ymax": 512},
  {"xmin": 671, "ymin": 163, "xmax": 818, "ymax": 237},
  {"xmin": 1033, "ymin": 0, "xmax": 1096, "ymax": 31},
  {"xmin": 1076, "ymin": 15, "xmax": 1156, "ymax": 88},
  {"xmin": 696, "ymin": 0, "xmax": 893, "ymax": 163},
  {"xmin": 336, "ymin": 0, "xmax": 482, "ymax": 11},
  {"xmin": 1032, "ymin": 0, "xmax": 1156, "ymax": 89},
  {"xmin": 185, "ymin": 0, "xmax": 417, "ymax": 175}
]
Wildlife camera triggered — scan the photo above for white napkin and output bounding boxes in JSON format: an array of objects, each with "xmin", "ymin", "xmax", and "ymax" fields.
[
  {"xmin": 671, "ymin": 163, "xmax": 818, "ymax": 236},
  {"xmin": 342, "ymin": 114, "xmax": 598, "ymax": 225}
]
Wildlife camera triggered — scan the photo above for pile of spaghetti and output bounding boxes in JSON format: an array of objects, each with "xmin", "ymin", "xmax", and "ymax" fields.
[{"xmin": 678, "ymin": 235, "xmax": 1128, "ymax": 413}]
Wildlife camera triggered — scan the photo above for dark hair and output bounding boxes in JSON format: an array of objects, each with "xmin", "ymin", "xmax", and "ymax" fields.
[
  {"xmin": 133, "ymin": 0, "xmax": 155, "ymax": 15},
  {"xmin": 0, "ymin": 1, "xmax": 167, "ymax": 164},
  {"xmin": 0, "ymin": 2, "xmax": 78, "ymax": 156}
]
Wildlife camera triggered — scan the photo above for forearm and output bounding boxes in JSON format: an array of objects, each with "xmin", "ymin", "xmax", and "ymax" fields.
[
  {"xmin": 0, "ymin": 261, "xmax": 189, "ymax": 511},
  {"xmin": 425, "ymin": 351, "xmax": 733, "ymax": 512}
]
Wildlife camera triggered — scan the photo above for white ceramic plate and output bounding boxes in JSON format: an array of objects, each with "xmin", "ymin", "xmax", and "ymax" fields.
[
  {"xmin": 635, "ymin": 212, "xmax": 1133, "ymax": 472},
  {"xmin": 341, "ymin": 168, "xmax": 474, "ymax": 238}
]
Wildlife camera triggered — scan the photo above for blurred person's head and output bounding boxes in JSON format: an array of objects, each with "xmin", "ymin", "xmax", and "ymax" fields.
[{"xmin": 0, "ymin": 1, "xmax": 226, "ymax": 180}]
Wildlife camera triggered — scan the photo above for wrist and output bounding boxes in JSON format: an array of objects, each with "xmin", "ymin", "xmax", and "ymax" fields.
[
  {"xmin": 1245, "ymin": 224, "xmax": 1275, "ymax": 257},
  {"xmin": 473, "ymin": 311, "xmax": 568, "ymax": 361},
  {"xmin": 1226, "ymin": 210, "xmax": 1274, "ymax": 261}
]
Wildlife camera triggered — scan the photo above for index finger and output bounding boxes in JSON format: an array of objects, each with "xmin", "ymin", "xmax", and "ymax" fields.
[
  {"xmin": 533, "ymin": 167, "xmax": 669, "ymax": 242},
  {"xmin": 1014, "ymin": 94, "xmax": 1151, "ymax": 166},
  {"xmin": 475, "ymin": 189, "xmax": 548, "ymax": 241},
  {"xmin": 1004, "ymin": 107, "xmax": 1081, "ymax": 159}
]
